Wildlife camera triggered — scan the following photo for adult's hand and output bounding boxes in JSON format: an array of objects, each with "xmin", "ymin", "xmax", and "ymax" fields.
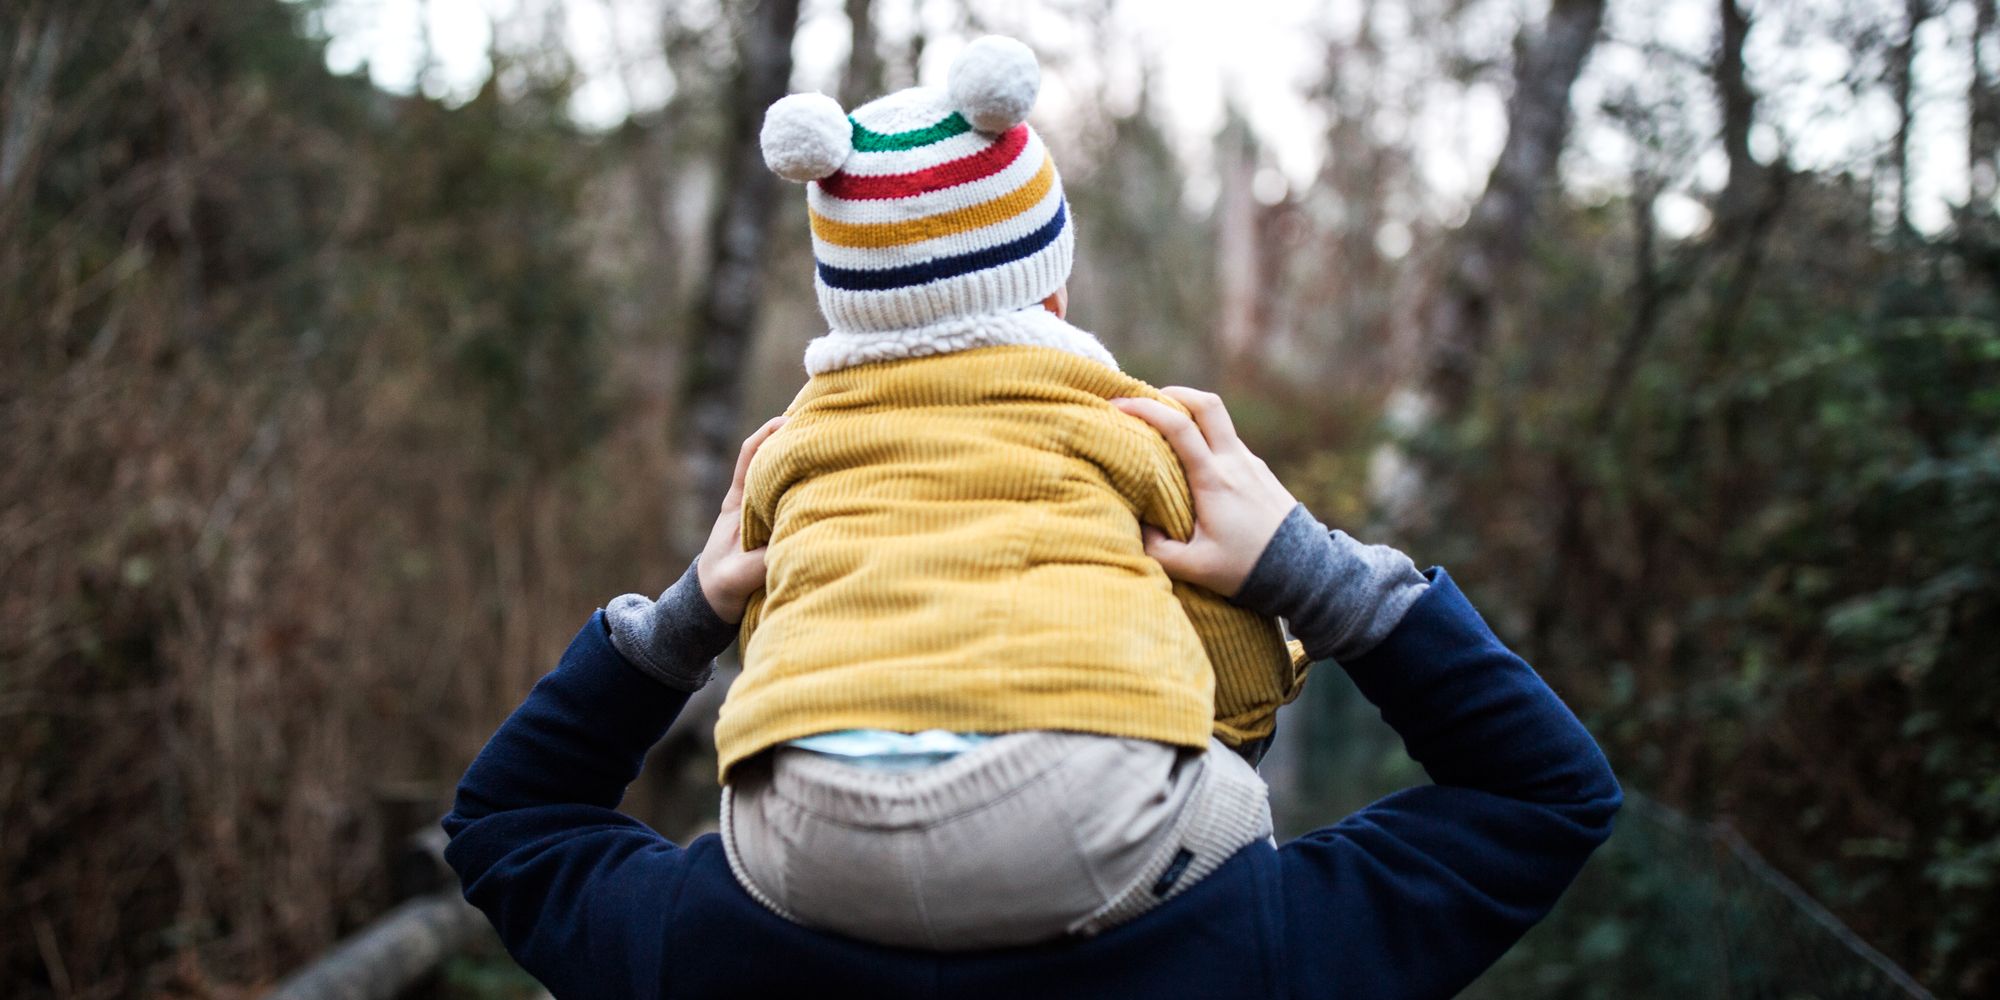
[
  {"xmin": 1109, "ymin": 387, "xmax": 1298, "ymax": 598},
  {"xmin": 696, "ymin": 416, "xmax": 787, "ymax": 623}
]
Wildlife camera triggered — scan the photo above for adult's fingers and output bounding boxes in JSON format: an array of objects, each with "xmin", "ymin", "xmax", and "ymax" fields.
[
  {"xmin": 1140, "ymin": 524, "xmax": 1189, "ymax": 574},
  {"xmin": 1158, "ymin": 386, "xmax": 1240, "ymax": 452},
  {"xmin": 1110, "ymin": 397, "xmax": 1215, "ymax": 480},
  {"xmin": 1141, "ymin": 524, "xmax": 1214, "ymax": 588},
  {"xmin": 725, "ymin": 415, "xmax": 788, "ymax": 505}
]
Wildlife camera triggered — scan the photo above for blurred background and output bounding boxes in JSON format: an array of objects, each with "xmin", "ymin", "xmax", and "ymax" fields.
[{"xmin": 2, "ymin": 0, "xmax": 1996, "ymax": 997}]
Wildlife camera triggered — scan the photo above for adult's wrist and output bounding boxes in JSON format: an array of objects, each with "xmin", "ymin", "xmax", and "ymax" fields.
[
  {"xmin": 1232, "ymin": 503, "xmax": 1430, "ymax": 663},
  {"xmin": 603, "ymin": 559, "xmax": 737, "ymax": 692}
]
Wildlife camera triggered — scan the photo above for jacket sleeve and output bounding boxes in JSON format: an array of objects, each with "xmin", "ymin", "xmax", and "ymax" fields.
[
  {"xmin": 441, "ymin": 612, "xmax": 708, "ymax": 1000},
  {"xmin": 1277, "ymin": 569, "xmax": 1623, "ymax": 1000},
  {"xmin": 1097, "ymin": 396, "xmax": 1308, "ymax": 747}
]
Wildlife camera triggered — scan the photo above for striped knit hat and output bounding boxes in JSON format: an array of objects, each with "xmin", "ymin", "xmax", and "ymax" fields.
[{"xmin": 759, "ymin": 37, "xmax": 1079, "ymax": 365}]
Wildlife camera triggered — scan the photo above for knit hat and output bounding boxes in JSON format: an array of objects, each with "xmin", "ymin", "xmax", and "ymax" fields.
[{"xmin": 761, "ymin": 36, "xmax": 1103, "ymax": 374}]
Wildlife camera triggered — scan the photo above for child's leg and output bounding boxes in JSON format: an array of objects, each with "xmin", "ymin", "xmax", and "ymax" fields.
[
  {"xmin": 1067, "ymin": 734, "xmax": 1273, "ymax": 936},
  {"xmin": 721, "ymin": 731, "xmax": 1271, "ymax": 950}
]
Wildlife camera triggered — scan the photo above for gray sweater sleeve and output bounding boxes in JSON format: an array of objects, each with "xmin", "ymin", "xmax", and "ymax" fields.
[
  {"xmin": 1232, "ymin": 503, "xmax": 1430, "ymax": 663},
  {"xmin": 602, "ymin": 559, "xmax": 738, "ymax": 692}
]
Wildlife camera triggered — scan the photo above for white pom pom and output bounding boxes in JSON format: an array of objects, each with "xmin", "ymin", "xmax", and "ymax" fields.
[
  {"xmin": 760, "ymin": 93, "xmax": 852, "ymax": 182},
  {"xmin": 948, "ymin": 36, "xmax": 1040, "ymax": 134}
]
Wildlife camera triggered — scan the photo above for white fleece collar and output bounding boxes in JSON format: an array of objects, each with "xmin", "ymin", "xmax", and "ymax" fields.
[{"xmin": 803, "ymin": 309, "xmax": 1120, "ymax": 376}]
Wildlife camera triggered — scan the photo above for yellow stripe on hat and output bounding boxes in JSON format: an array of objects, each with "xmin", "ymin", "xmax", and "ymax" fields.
[{"xmin": 810, "ymin": 155, "xmax": 1057, "ymax": 249}]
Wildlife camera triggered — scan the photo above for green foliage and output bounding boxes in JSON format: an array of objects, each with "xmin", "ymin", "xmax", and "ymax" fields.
[
  {"xmin": 1384, "ymin": 174, "xmax": 2000, "ymax": 993},
  {"xmin": 361, "ymin": 78, "xmax": 609, "ymax": 467},
  {"xmin": 1460, "ymin": 795, "xmax": 1937, "ymax": 1000}
]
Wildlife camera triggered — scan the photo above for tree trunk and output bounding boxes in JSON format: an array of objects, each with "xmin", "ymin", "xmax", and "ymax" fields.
[
  {"xmin": 262, "ymin": 895, "xmax": 490, "ymax": 1000},
  {"xmin": 1417, "ymin": 0, "xmax": 1606, "ymax": 423},
  {"xmin": 1889, "ymin": 0, "xmax": 1933, "ymax": 236},
  {"xmin": 1371, "ymin": 0, "xmax": 1605, "ymax": 521},
  {"xmin": 1972, "ymin": 0, "xmax": 1999, "ymax": 209},
  {"xmin": 1697, "ymin": 0, "xmax": 1788, "ymax": 361},
  {"xmin": 676, "ymin": 0, "xmax": 803, "ymax": 550},
  {"xmin": 1715, "ymin": 0, "xmax": 1758, "ymax": 220},
  {"xmin": 1214, "ymin": 112, "xmax": 1261, "ymax": 381},
  {"xmin": 840, "ymin": 0, "xmax": 880, "ymax": 109}
]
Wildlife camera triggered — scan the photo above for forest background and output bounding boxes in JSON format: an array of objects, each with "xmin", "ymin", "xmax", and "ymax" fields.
[{"xmin": 3, "ymin": 0, "xmax": 1997, "ymax": 997}]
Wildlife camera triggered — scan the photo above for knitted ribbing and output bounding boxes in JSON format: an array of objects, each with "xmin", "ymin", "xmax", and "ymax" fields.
[
  {"xmin": 850, "ymin": 111, "xmax": 973, "ymax": 151},
  {"xmin": 713, "ymin": 345, "xmax": 1310, "ymax": 782},
  {"xmin": 803, "ymin": 86, "xmax": 1074, "ymax": 335}
]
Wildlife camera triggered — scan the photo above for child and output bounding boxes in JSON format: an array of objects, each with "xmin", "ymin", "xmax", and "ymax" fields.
[{"xmin": 623, "ymin": 36, "xmax": 1307, "ymax": 950}]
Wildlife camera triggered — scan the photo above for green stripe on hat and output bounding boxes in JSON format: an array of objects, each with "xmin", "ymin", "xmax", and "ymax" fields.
[{"xmin": 850, "ymin": 111, "xmax": 972, "ymax": 152}]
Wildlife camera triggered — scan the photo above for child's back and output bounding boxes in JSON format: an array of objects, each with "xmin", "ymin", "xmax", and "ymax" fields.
[
  {"xmin": 721, "ymin": 344, "xmax": 1300, "ymax": 780},
  {"xmin": 693, "ymin": 37, "xmax": 1306, "ymax": 949}
]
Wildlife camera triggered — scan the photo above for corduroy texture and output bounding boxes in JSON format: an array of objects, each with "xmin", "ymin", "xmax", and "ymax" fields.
[
  {"xmin": 803, "ymin": 85, "xmax": 1074, "ymax": 336},
  {"xmin": 713, "ymin": 345, "xmax": 1311, "ymax": 782}
]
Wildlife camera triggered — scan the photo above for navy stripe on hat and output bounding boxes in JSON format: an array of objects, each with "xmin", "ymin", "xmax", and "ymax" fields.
[{"xmin": 815, "ymin": 201, "xmax": 1068, "ymax": 292}]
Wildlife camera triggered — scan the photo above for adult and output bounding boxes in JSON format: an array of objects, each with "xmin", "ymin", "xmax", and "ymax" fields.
[{"xmin": 443, "ymin": 389, "xmax": 1622, "ymax": 999}]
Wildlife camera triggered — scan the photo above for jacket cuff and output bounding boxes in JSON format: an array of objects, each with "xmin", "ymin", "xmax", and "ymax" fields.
[
  {"xmin": 603, "ymin": 559, "xmax": 735, "ymax": 692},
  {"xmin": 1232, "ymin": 503, "xmax": 1430, "ymax": 663}
]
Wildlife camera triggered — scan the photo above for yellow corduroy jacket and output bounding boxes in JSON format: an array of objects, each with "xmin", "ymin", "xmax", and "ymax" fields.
[{"xmin": 714, "ymin": 345, "xmax": 1310, "ymax": 781}]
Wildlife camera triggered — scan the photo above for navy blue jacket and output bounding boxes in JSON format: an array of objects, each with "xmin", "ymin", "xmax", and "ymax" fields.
[{"xmin": 443, "ymin": 569, "xmax": 1620, "ymax": 999}]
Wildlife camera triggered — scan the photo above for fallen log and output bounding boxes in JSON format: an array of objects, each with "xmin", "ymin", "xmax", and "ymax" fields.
[{"xmin": 261, "ymin": 892, "xmax": 491, "ymax": 1000}]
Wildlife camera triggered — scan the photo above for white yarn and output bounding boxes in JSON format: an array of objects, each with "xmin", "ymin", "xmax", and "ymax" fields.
[
  {"xmin": 802, "ymin": 308, "xmax": 1119, "ymax": 376},
  {"xmin": 947, "ymin": 36, "xmax": 1040, "ymax": 134},
  {"xmin": 812, "ymin": 186, "xmax": 1075, "ymax": 337},
  {"xmin": 761, "ymin": 92, "xmax": 852, "ymax": 182},
  {"xmin": 848, "ymin": 86, "xmax": 953, "ymax": 132}
]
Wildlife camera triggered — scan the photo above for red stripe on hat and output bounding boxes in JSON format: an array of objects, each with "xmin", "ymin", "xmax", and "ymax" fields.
[{"xmin": 816, "ymin": 125, "xmax": 1031, "ymax": 201}]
